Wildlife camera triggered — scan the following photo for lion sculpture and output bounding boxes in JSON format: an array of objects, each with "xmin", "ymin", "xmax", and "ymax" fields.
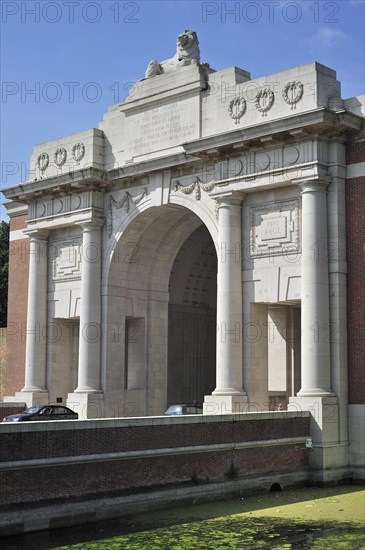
[{"xmin": 145, "ymin": 30, "xmax": 200, "ymax": 78}]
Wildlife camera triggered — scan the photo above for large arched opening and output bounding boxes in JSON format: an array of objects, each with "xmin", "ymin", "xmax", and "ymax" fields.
[{"xmin": 104, "ymin": 203, "xmax": 217, "ymax": 416}]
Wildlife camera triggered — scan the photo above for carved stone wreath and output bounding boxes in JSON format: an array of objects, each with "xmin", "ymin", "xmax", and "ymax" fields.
[
  {"xmin": 37, "ymin": 152, "xmax": 49, "ymax": 172},
  {"xmin": 173, "ymin": 177, "xmax": 217, "ymax": 200},
  {"xmin": 54, "ymin": 147, "xmax": 67, "ymax": 167},
  {"xmin": 72, "ymin": 142, "xmax": 85, "ymax": 163},
  {"xmin": 107, "ymin": 188, "xmax": 149, "ymax": 238},
  {"xmin": 282, "ymin": 81, "xmax": 304, "ymax": 109},
  {"xmin": 228, "ymin": 97, "xmax": 247, "ymax": 124},
  {"xmin": 255, "ymin": 88, "xmax": 274, "ymax": 116}
]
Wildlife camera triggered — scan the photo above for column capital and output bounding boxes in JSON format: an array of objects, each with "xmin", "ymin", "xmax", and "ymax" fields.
[
  {"xmin": 294, "ymin": 178, "xmax": 330, "ymax": 194},
  {"xmin": 76, "ymin": 219, "xmax": 104, "ymax": 232},
  {"xmin": 23, "ymin": 228, "xmax": 50, "ymax": 240},
  {"xmin": 215, "ymin": 191, "xmax": 246, "ymax": 209}
]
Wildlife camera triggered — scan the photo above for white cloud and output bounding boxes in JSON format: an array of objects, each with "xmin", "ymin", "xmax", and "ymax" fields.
[
  {"xmin": 349, "ymin": 0, "xmax": 363, "ymax": 7},
  {"xmin": 314, "ymin": 27, "xmax": 346, "ymax": 48}
]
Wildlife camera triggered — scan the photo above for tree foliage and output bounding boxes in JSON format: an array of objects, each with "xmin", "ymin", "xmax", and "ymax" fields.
[{"xmin": 0, "ymin": 221, "xmax": 9, "ymax": 327}]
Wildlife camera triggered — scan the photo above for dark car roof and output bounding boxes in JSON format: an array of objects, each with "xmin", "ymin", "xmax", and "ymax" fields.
[
  {"xmin": 3, "ymin": 404, "xmax": 78, "ymax": 421},
  {"xmin": 179, "ymin": 404, "xmax": 202, "ymax": 408}
]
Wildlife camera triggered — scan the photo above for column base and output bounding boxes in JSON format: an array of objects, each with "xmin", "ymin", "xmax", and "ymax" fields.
[
  {"xmin": 3, "ymin": 391, "xmax": 49, "ymax": 408},
  {"xmin": 203, "ymin": 394, "xmax": 248, "ymax": 415},
  {"xmin": 67, "ymin": 392, "xmax": 104, "ymax": 420},
  {"xmin": 212, "ymin": 388, "xmax": 246, "ymax": 396},
  {"xmin": 289, "ymin": 395, "xmax": 347, "ymax": 473},
  {"xmin": 297, "ymin": 389, "xmax": 335, "ymax": 398},
  {"xmin": 73, "ymin": 387, "xmax": 103, "ymax": 394}
]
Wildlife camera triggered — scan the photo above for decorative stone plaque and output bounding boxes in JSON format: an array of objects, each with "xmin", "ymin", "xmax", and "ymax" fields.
[
  {"xmin": 51, "ymin": 238, "xmax": 82, "ymax": 281},
  {"xmin": 261, "ymin": 217, "xmax": 287, "ymax": 241},
  {"xmin": 123, "ymin": 97, "xmax": 199, "ymax": 159},
  {"xmin": 250, "ymin": 200, "xmax": 300, "ymax": 258}
]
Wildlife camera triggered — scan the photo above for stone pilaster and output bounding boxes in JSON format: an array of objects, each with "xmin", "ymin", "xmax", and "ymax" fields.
[{"xmin": 289, "ymin": 179, "xmax": 341, "ymax": 481}]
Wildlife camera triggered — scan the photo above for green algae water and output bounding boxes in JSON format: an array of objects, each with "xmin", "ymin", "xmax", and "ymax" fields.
[{"xmin": 3, "ymin": 486, "xmax": 365, "ymax": 549}]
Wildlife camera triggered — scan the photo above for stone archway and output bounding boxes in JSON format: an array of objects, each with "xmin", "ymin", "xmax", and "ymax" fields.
[{"xmin": 104, "ymin": 204, "xmax": 217, "ymax": 417}]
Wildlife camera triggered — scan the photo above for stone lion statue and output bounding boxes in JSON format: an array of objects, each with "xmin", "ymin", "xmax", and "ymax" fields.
[{"xmin": 145, "ymin": 30, "xmax": 200, "ymax": 78}]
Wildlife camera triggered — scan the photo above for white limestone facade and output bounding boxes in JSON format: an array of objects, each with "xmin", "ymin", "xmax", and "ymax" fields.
[{"xmin": 3, "ymin": 32, "xmax": 364, "ymax": 482}]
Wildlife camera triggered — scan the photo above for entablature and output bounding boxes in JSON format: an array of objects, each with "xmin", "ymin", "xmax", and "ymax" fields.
[
  {"xmin": 182, "ymin": 109, "xmax": 363, "ymax": 159},
  {"xmin": 2, "ymin": 167, "xmax": 107, "ymax": 203},
  {"xmin": 3, "ymin": 108, "xmax": 362, "ymax": 214}
]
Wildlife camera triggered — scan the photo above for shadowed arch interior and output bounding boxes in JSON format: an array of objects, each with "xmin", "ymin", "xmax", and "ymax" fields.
[{"xmin": 168, "ymin": 224, "xmax": 217, "ymax": 404}]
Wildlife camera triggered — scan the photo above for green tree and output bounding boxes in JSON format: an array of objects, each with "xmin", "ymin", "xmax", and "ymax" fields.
[{"xmin": 0, "ymin": 221, "xmax": 9, "ymax": 327}]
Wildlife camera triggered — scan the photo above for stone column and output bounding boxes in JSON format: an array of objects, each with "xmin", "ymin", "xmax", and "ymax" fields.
[
  {"xmin": 326, "ymin": 142, "xmax": 348, "ymax": 464},
  {"xmin": 204, "ymin": 195, "xmax": 247, "ymax": 414},
  {"xmin": 298, "ymin": 180, "xmax": 334, "ymax": 397},
  {"xmin": 75, "ymin": 220, "xmax": 103, "ymax": 393},
  {"xmin": 22, "ymin": 229, "xmax": 50, "ymax": 397},
  {"xmin": 289, "ymin": 180, "xmax": 340, "ymax": 480}
]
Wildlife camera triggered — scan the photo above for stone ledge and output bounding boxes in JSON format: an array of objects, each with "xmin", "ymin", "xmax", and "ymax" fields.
[
  {"xmin": 0, "ymin": 436, "xmax": 309, "ymax": 472},
  {"xmin": 0, "ymin": 409, "xmax": 310, "ymax": 433}
]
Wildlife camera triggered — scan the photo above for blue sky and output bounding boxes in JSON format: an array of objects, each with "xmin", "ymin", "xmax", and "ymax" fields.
[{"xmin": 1, "ymin": 0, "xmax": 364, "ymax": 222}]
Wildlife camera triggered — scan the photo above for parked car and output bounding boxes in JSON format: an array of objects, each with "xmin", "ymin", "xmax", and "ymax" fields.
[
  {"xmin": 3, "ymin": 404, "xmax": 78, "ymax": 422},
  {"xmin": 164, "ymin": 403, "xmax": 203, "ymax": 415}
]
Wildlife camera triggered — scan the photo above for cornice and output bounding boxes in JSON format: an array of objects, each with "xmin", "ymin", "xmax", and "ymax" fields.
[
  {"xmin": 182, "ymin": 109, "xmax": 363, "ymax": 158},
  {"xmin": 3, "ymin": 108, "xmax": 363, "ymax": 204},
  {"xmin": 4, "ymin": 201, "xmax": 28, "ymax": 218},
  {"xmin": 2, "ymin": 167, "xmax": 107, "ymax": 202}
]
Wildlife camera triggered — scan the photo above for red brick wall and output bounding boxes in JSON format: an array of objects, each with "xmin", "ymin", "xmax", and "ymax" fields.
[
  {"xmin": 346, "ymin": 141, "xmax": 365, "ymax": 165},
  {"xmin": 5, "ymin": 215, "xmax": 29, "ymax": 396},
  {"xmin": 0, "ymin": 329, "xmax": 6, "ymax": 399},
  {"xmin": 0, "ymin": 415, "xmax": 310, "ymax": 507},
  {"xmin": 346, "ymin": 142, "xmax": 365, "ymax": 404}
]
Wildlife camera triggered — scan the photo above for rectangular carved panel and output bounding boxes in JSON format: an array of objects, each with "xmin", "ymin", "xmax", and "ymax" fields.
[
  {"xmin": 250, "ymin": 199, "xmax": 300, "ymax": 258},
  {"xmin": 50, "ymin": 238, "xmax": 82, "ymax": 281}
]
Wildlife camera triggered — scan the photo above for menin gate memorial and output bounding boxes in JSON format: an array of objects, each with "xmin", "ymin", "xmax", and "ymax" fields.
[{"xmin": 3, "ymin": 31, "xmax": 365, "ymax": 481}]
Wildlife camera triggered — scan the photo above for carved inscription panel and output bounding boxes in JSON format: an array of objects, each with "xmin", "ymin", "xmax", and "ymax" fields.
[
  {"xmin": 124, "ymin": 98, "xmax": 199, "ymax": 159},
  {"xmin": 250, "ymin": 200, "xmax": 300, "ymax": 258},
  {"xmin": 261, "ymin": 217, "xmax": 287, "ymax": 241}
]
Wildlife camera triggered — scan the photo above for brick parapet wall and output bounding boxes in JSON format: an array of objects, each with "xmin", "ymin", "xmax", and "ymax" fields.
[
  {"xmin": 0, "ymin": 412, "xmax": 310, "ymax": 508},
  {"xmin": 0, "ymin": 414, "xmax": 309, "ymax": 462},
  {"xmin": 346, "ymin": 140, "xmax": 365, "ymax": 405},
  {"xmin": 5, "ymin": 214, "xmax": 29, "ymax": 396}
]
